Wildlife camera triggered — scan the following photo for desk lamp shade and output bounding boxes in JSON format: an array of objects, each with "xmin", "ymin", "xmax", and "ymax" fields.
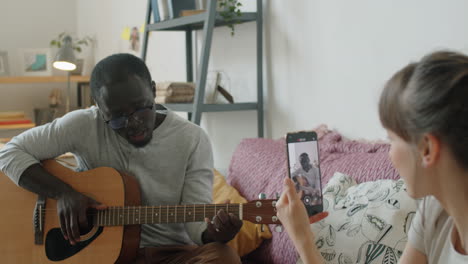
[{"xmin": 53, "ymin": 36, "xmax": 76, "ymax": 71}]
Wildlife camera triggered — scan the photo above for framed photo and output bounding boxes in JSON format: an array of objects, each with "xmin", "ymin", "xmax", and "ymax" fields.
[
  {"xmin": 0, "ymin": 51, "xmax": 10, "ymax": 77},
  {"xmin": 18, "ymin": 48, "xmax": 52, "ymax": 76}
]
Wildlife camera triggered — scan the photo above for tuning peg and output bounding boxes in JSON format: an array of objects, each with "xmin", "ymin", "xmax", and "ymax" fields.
[
  {"xmin": 258, "ymin": 193, "xmax": 266, "ymax": 199},
  {"xmin": 274, "ymin": 225, "xmax": 283, "ymax": 233},
  {"xmin": 275, "ymin": 192, "xmax": 280, "ymax": 199},
  {"xmin": 260, "ymin": 224, "xmax": 265, "ymax": 232}
]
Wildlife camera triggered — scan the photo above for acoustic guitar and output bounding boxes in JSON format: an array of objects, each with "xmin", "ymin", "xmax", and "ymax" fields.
[{"xmin": 0, "ymin": 160, "xmax": 279, "ymax": 263}]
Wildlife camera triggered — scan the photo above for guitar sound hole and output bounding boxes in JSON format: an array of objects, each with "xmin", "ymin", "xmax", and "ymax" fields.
[
  {"xmin": 79, "ymin": 208, "xmax": 96, "ymax": 235},
  {"xmin": 45, "ymin": 226, "xmax": 103, "ymax": 261}
]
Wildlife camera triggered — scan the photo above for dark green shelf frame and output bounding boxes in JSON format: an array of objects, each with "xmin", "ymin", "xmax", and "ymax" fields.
[
  {"xmin": 147, "ymin": 12, "xmax": 257, "ymax": 31},
  {"xmin": 141, "ymin": 0, "xmax": 264, "ymax": 137}
]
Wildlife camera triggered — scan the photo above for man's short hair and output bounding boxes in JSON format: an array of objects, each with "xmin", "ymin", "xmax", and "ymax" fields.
[{"xmin": 90, "ymin": 53, "xmax": 153, "ymax": 100}]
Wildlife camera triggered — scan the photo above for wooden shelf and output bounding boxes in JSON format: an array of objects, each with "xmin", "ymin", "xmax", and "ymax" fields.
[
  {"xmin": 0, "ymin": 123, "xmax": 35, "ymax": 130},
  {"xmin": 0, "ymin": 76, "xmax": 90, "ymax": 84}
]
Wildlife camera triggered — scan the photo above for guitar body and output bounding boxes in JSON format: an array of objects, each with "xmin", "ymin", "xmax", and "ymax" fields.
[{"xmin": 0, "ymin": 160, "xmax": 141, "ymax": 263}]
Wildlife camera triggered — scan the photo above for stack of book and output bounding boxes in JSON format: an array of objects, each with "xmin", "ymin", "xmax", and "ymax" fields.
[
  {"xmin": 155, "ymin": 82, "xmax": 195, "ymax": 104},
  {"xmin": 0, "ymin": 112, "xmax": 35, "ymax": 130}
]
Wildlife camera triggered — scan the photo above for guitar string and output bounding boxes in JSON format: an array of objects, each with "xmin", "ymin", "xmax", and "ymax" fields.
[
  {"xmin": 37, "ymin": 208, "xmax": 268, "ymax": 217},
  {"xmin": 36, "ymin": 200, "xmax": 276, "ymax": 210},
  {"xmin": 36, "ymin": 203, "xmax": 264, "ymax": 212},
  {"xmin": 35, "ymin": 212, "xmax": 273, "ymax": 225},
  {"xmin": 37, "ymin": 204, "xmax": 245, "ymax": 211},
  {"xmin": 37, "ymin": 204, "xmax": 275, "ymax": 223},
  {"xmin": 37, "ymin": 201, "xmax": 275, "ymax": 211}
]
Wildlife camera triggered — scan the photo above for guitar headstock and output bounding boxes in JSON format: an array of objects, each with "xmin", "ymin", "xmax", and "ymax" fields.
[{"xmin": 242, "ymin": 199, "xmax": 280, "ymax": 225}]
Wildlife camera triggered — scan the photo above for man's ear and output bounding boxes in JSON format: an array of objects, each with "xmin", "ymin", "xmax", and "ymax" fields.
[
  {"xmin": 151, "ymin": 81, "xmax": 156, "ymax": 97},
  {"xmin": 419, "ymin": 133, "xmax": 441, "ymax": 168}
]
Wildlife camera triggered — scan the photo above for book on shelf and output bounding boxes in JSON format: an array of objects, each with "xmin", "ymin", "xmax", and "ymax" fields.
[
  {"xmin": 0, "ymin": 119, "xmax": 33, "ymax": 125},
  {"xmin": 0, "ymin": 111, "xmax": 35, "ymax": 130},
  {"xmin": 0, "ymin": 123, "xmax": 35, "ymax": 130},
  {"xmin": 0, "ymin": 111, "xmax": 26, "ymax": 120},
  {"xmin": 180, "ymin": 10, "xmax": 205, "ymax": 17}
]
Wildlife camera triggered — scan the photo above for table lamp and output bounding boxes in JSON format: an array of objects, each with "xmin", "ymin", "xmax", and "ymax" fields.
[{"xmin": 53, "ymin": 36, "xmax": 76, "ymax": 113}]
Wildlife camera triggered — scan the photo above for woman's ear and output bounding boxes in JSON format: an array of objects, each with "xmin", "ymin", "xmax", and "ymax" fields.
[{"xmin": 419, "ymin": 133, "xmax": 441, "ymax": 168}]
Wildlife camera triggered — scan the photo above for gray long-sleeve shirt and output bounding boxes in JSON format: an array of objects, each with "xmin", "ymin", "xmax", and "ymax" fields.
[{"xmin": 0, "ymin": 106, "xmax": 213, "ymax": 247}]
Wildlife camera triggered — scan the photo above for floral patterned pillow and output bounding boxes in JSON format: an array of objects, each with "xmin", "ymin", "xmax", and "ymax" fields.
[{"xmin": 298, "ymin": 173, "xmax": 417, "ymax": 264}]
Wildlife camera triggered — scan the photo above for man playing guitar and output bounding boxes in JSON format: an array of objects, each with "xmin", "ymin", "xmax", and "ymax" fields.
[{"xmin": 0, "ymin": 53, "xmax": 243, "ymax": 263}]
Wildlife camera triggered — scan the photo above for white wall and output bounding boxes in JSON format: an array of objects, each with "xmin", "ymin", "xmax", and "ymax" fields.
[
  {"xmin": 75, "ymin": 0, "xmax": 468, "ymax": 171},
  {"xmin": 0, "ymin": 0, "xmax": 77, "ymax": 136},
  {"xmin": 261, "ymin": 0, "xmax": 468, "ymax": 141},
  {"xmin": 76, "ymin": 0, "xmax": 187, "ymax": 81},
  {"xmin": 206, "ymin": 0, "xmax": 468, "ymax": 170}
]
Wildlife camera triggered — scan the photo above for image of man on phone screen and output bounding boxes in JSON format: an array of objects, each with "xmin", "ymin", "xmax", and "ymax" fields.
[{"xmin": 291, "ymin": 153, "xmax": 321, "ymax": 205}]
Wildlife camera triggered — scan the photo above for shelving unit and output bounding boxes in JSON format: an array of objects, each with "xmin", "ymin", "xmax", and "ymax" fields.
[
  {"xmin": 0, "ymin": 75, "xmax": 90, "ymax": 84},
  {"xmin": 0, "ymin": 76, "xmax": 91, "ymax": 131},
  {"xmin": 141, "ymin": 0, "xmax": 264, "ymax": 137},
  {"xmin": 0, "ymin": 76, "xmax": 91, "ymax": 108}
]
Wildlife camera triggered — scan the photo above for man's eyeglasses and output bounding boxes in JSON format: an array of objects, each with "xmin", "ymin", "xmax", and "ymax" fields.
[{"xmin": 104, "ymin": 104, "xmax": 154, "ymax": 130}]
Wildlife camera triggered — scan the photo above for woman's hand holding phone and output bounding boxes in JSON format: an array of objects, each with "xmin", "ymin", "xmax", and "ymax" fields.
[
  {"xmin": 276, "ymin": 178, "xmax": 328, "ymax": 241},
  {"xmin": 276, "ymin": 177, "xmax": 328, "ymax": 264}
]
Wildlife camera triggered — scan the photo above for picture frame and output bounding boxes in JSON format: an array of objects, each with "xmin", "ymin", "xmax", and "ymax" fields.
[
  {"xmin": 0, "ymin": 51, "xmax": 10, "ymax": 77},
  {"xmin": 205, "ymin": 71, "xmax": 234, "ymax": 104},
  {"xmin": 18, "ymin": 48, "xmax": 52, "ymax": 76}
]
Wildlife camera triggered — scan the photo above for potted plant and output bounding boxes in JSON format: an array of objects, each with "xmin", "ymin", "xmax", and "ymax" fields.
[
  {"xmin": 50, "ymin": 32, "xmax": 93, "ymax": 53},
  {"xmin": 219, "ymin": 0, "xmax": 243, "ymax": 36},
  {"xmin": 196, "ymin": 0, "xmax": 243, "ymax": 36}
]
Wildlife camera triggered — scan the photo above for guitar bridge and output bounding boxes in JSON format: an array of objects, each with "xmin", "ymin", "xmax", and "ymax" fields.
[{"xmin": 33, "ymin": 195, "xmax": 46, "ymax": 245}]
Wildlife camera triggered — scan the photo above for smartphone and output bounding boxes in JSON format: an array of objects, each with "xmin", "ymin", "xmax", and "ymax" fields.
[{"xmin": 286, "ymin": 131, "xmax": 323, "ymax": 216}]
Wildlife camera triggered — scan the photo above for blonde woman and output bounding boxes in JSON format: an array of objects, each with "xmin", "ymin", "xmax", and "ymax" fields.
[{"xmin": 276, "ymin": 51, "xmax": 468, "ymax": 263}]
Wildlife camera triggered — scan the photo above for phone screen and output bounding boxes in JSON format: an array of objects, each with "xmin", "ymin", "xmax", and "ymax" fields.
[{"xmin": 286, "ymin": 131, "xmax": 323, "ymax": 216}]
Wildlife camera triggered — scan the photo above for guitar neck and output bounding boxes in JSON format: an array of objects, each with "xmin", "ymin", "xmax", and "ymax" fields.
[{"xmin": 96, "ymin": 203, "xmax": 242, "ymax": 226}]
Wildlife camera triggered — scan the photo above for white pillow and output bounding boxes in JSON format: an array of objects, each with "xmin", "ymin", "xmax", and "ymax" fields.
[{"xmin": 297, "ymin": 172, "xmax": 417, "ymax": 264}]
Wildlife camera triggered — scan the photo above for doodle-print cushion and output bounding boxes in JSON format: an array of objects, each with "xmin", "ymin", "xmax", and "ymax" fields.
[{"xmin": 297, "ymin": 172, "xmax": 417, "ymax": 264}]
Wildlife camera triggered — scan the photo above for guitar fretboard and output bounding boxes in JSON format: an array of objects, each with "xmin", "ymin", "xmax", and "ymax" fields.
[{"xmin": 96, "ymin": 203, "xmax": 241, "ymax": 226}]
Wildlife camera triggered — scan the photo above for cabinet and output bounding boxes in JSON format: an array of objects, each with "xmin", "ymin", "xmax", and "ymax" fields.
[{"xmin": 141, "ymin": 0, "xmax": 264, "ymax": 137}]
